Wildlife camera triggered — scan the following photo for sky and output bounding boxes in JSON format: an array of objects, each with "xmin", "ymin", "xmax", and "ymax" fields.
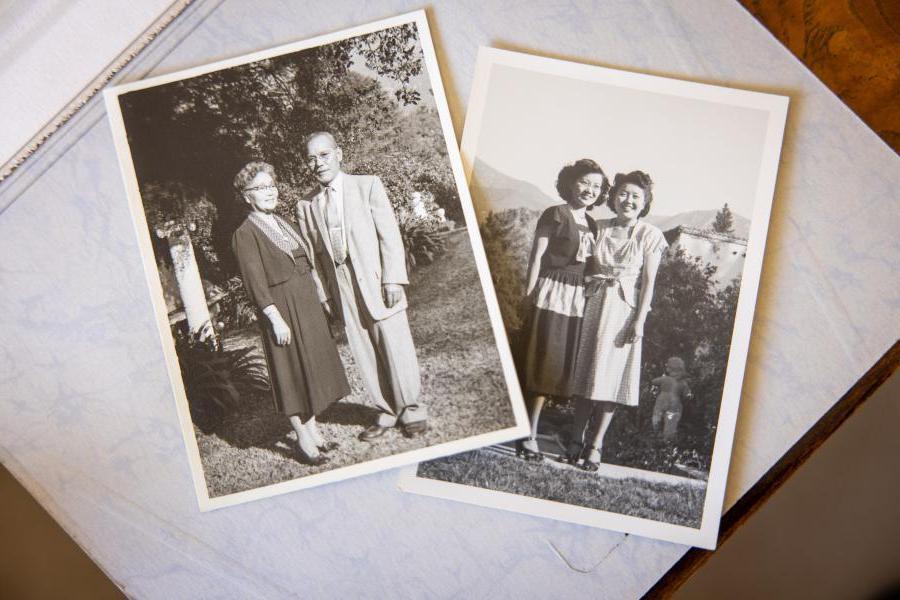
[
  {"xmin": 349, "ymin": 37, "xmax": 436, "ymax": 112},
  {"xmin": 473, "ymin": 64, "xmax": 773, "ymax": 219}
]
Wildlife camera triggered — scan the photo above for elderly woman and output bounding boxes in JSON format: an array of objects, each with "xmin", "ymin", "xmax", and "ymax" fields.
[
  {"xmin": 569, "ymin": 170, "xmax": 668, "ymax": 471},
  {"xmin": 231, "ymin": 161, "xmax": 349, "ymax": 466},
  {"xmin": 516, "ymin": 159, "xmax": 608, "ymax": 461}
]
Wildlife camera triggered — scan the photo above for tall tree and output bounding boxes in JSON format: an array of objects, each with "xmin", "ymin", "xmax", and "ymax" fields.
[{"xmin": 712, "ymin": 202, "xmax": 735, "ymax": 235}]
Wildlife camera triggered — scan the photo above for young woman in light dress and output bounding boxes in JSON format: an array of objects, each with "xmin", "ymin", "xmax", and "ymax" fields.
[{"xmin": 568, "ymin": 171, "xmax": 668, "ymax": 471}]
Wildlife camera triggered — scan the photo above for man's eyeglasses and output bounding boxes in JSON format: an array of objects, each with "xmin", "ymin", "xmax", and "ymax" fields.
[
  {"xmin": 244, "ymin": 184, "xmax": 277, "ymax": 193},
  {"xmin": 306, "ymin": 150, "xmax": 334, "ymax": 166}
]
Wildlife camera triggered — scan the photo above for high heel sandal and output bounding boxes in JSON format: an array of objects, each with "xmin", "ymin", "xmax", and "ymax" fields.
[
  {"xmin": 560, "ymin": 441, "xmax": 584, "ymax": 466},
  {"xmin": 297, "ymin": 446, "xmax": 330, "ymax": 467},
  {"xmin": 299, "ymin": 452, "xmax": 329, "ymax": 467},
  {"xmin": 579, "ymin": 446, "xmax": 602, "ymax": 472},
  {"xmin": 515, "ymin": 439, "xmax": 544, "ymax": 462},
  {"xmin": 317, "ymin": 441, "xmax": 339, "ymax": 453}
]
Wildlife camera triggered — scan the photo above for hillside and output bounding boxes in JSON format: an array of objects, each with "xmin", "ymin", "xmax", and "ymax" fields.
[{"xmin": 470, "ymin": 158, "xmax": 558, "ymax": 218}]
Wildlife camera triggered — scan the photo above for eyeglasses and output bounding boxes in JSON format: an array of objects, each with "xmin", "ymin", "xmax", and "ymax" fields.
[
  {"xmin": 244, "ymin": 184, "xmax": 277, "ymax": 193},
  {"xmin": 306, "ymin": 150, "xmax": 334, "ymax": 166}
]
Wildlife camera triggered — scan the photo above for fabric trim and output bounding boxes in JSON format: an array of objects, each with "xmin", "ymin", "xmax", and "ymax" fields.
[
  {"xmin": 533, "ymin": 275, "xmax": 585, "ymax": 317},
  {"xmin": 248, "ymin": 212, "xmax": 302, "ymax": 256}
]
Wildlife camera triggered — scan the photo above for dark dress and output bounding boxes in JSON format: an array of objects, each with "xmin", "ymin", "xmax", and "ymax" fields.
[
  {"xmin": 524, "ymin": 204, "xmax": 597, "ymax": 397},
  {"xmin": 232, "ymin": 218, "xmax": 350, "ymax": 420}
]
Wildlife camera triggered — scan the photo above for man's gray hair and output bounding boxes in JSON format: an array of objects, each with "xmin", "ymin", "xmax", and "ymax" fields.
[{"xmin": 304, "ymin": 131, "xmax": 339, "ymax": 149}]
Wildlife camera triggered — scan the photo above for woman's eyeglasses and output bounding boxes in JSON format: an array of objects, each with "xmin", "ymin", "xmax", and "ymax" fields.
[{"xmin": 244, "ymin": 184, "xmax": 277, "ymax": 193}]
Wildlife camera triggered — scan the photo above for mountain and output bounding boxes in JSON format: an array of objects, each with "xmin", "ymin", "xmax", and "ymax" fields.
[
  {"xmin": 471, "ymin": 159, "xmax": 750, "ymax": 239},
  {"xmin": 470, "ymin": 158, "xmax": 558, "ymax": 218}
]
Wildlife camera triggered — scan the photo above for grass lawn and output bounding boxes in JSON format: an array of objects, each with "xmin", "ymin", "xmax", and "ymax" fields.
[
  {"xmin": 197, "ymin": 232, "xmax": 517, "ymax": 498},
  {"xmin": 417, "ymin": 448, "xmax": 704, "ymax": 528}
]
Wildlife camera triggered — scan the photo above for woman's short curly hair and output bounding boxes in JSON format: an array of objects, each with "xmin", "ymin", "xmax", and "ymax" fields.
[
  {"xmin": 608, "ymin": 170, "xmax": 654, "ymax": 218},
  {"xmin": 233, "ymin": 161, "xmax": 276, "ymax": 195},
  {"xmin": 555, "ymin": 158, "xmax": 609, "ymax": 205}
]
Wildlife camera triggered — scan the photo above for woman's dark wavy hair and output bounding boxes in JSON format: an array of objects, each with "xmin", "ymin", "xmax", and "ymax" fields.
[
  {"xmin": 555, "ymin": 158, "xmax": 609, "ymax": 206},
  {"xmin": 608, "ymin": 170, "xmax": 654, "ymax": 218}
]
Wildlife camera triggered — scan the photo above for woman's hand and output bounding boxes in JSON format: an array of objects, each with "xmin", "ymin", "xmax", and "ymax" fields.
[
  {"xmin": 321, "ymin": 299, "xmax": 334, "ymax": 320},
  {"xmin": 268, "ymin": 311, "xmax": 292, "ymax": 346},
  {"xmin": 519, "ymin": 290, "xmax": 535, "ymax": 322},
  {"xmin": 626, "ymin": 318, "xmax": 645, "ymax": 344}
]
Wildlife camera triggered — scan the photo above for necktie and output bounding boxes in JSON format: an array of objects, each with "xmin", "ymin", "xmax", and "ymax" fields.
[{"xmin": 325, "ymin": 186, "xmax": 347, "ymax": 264}]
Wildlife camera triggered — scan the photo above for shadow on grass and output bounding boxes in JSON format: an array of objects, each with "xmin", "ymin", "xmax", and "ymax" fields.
[
  {"xmin": 209, "ymin": 392, "xmax": 380, "ymax": 456},
  {"xmin": 213, "ymin": 405, "xmax": 294, "ymax": 458},
  {"xmin": 316, "ymin": 401, "xmax": 380, "ymax": 427}
]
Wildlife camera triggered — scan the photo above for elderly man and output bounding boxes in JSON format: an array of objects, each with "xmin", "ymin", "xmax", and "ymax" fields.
[{"xmin": 295, "ymin": 131, "xmax": 426, "ymax": 440}]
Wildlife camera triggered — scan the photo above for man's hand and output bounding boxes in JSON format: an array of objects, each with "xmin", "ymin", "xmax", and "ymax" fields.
[
  {"xmin": 321, "ymin": 299, "xmax": 334, "ymax": 320},
  {"xmin": 383, "ymin": 283, "xmax": 404, "ymax": 308}
]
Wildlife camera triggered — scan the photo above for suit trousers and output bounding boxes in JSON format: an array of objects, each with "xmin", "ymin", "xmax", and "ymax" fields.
[{"xmin": 334, "ymin": 260, "xmax": 425, "ymax": 427}]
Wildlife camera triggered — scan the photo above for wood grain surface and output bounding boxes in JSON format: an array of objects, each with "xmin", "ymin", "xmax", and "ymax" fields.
[{"xmin": 740, "ymin": 0, "xmax": 900, "ymax": 152}]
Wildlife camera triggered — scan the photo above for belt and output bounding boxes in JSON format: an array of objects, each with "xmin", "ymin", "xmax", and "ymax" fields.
[
  {"xmin": 584, "ymin": 273, "xmax": 639, "ymax": 309},
  {"xmin": 584, "ymin": 275, "xmax": 620, "ymax": 296}
]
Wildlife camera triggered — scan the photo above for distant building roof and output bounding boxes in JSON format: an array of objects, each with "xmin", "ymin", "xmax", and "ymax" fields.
[{"xmin": 664, "ymin": 225, "xmax": 747, "ymax": 246}]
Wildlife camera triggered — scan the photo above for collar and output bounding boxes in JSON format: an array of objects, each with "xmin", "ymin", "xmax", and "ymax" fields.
[{"xmin": 252, "ymin": 211, "xmax": 279, "ymax": 224}]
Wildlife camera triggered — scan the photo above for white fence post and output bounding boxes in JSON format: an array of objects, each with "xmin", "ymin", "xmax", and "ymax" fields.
[{"xmin": 157, "ymin": 221, "xmax": 216, "ymax": 345}]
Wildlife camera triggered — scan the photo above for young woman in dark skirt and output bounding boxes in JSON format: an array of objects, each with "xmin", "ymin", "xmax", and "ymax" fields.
[
  {"xmin": 517, "ymin": 159, "xmax": 608, "ymax": 461},
  {"xmin": 231, "ymin": 161, "xmax": 350, "ymax": 466}
]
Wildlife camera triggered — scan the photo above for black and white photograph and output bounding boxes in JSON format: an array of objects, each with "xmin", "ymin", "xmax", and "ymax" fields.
[
  {"xmin": 401, "ymin": 48, "xmax": 788, "ymax": 548},
  {"xmin": 104, "ymin": 14, "xmax": 527, "ymax": 510}
]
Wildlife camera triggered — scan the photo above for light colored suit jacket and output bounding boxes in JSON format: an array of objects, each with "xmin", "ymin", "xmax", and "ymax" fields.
[{"xmin": 296, "ymin": 173, "xmax": 409, "ymax": 321}]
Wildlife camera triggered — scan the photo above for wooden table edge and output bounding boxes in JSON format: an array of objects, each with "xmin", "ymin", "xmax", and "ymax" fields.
[{"xmin": 645, "ymin": 339, "xmax": 900, "ymax": 598}]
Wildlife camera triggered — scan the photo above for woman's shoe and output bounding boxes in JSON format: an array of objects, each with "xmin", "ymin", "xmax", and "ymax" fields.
[
  {"xmin": 515, "ymin": 439, "xmax": 544, "ymax": 462},
  {"xmin": 560, "ymin": 441, "xmax": 584, "ymax": 466},
  {"xmin": 298, "ymin": 450, "xmax": 330, "ymax": 467},
  {"xmin": 579, "ymin": 446, "xmax": 602, "ymax": 472},
  {"xmin": 317, "ymin": 441, "xmax": 339, "ymax": 453}
]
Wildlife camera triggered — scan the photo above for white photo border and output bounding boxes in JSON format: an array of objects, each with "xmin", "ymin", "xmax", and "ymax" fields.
[
  {"xmin": 104, "ymin": 14, "xmax": 529, "ymax": 512},
  {"xmin": 400, "ymin": 47, "xmax": 789, "ymax": 550}
]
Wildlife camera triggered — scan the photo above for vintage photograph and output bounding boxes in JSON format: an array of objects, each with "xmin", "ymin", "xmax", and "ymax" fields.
[
  {"xmin": 402, "ymin": 48, "xmax": 788, "ymax": 548},
  {"xmin": 104, "ymin": 14, "xmax": 527, "ymax": 510}
]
